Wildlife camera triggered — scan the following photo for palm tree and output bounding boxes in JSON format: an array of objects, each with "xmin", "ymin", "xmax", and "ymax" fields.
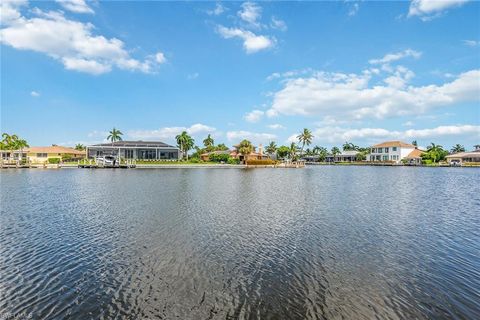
[
  {"xmin": 175, "ymin": 131, "xmax": 195, "ymax": 160},
  {"xmin": 14, "ymin": 139, "xmax": 29, "ymax": 163},
  {"xmin": 331, "ymin": 146, "xmax": 340, "ymax": 162},
  {"xmin": 107, "ymin": 128, "xmax": 123, "ymax": 145},
  {"xmin": 450, "ymin": 144, "xmax": 465, "ymax": 154},
  {"xmin": 412, "ymin": 140, "xmax": 418, "ymax": 147},
  {"xmin": 297, "ymin": 128, "xmax": 313, "ymax": 156},
  {"xmin": 265, "ymin": 141, "xmax": 277, "ymax": 158},
  {"xmin": 237, "ymin": 139, "xmax": 253, "ymax": 164},
  {"xmin": 426, "ymin": 143, "xmax": 444, "ymax": 163},
  {"xmin": 203, "ymin": 134, "xmax": 214, "ymax": 148},
  {"xmin": 289, "ymin": 142, "xmax": 298, "ymax": 161},
  {"xmin": 75, "ymin": 143, "xmax": 85, "ymax": 151}
]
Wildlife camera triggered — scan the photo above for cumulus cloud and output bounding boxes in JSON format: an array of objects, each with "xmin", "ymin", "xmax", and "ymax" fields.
[
  {"xmin": 463, "ymin": 40, "xmax": 479, "ymax": 47},
  {"xmin": 30, "ymin": 90, "xmax": 40, "ymax": 97},
  {"xmin": 267, "ymin": 55, "xmax": 480, "ymax": 121},
  {"xmin": 207, "ymin": 2, "xmax": 225, "ymax": 16},
  {"xmin": 187, "ymin": 72, "xmax": 199, "ymax": 80},
  {"xmin": 0, "ymin": 3, "xmax": 166, "ymax": 75},
  {"xmin": 267, "ymin": 124, "xmax": 285, "ymax": 130},
  {"xmin": 238, "ymin": 2, "xmax": 262, "ymax": 27},
  {"xmin": 226, "ymin": 131, "xmax": 276, "ymax": 144},
  {"xmin": 270, "ymin": 16, "xmax": 287, "ymax": 31},
  {"xmin": 408, "ymin": 0, "xmax": 469, "ymax": 20},
  {"xmin": 217, "ymin": 25, "xmax": 275, "ymax": 53},
  {"xmin": 128, "ymin": 124, "xmax": 216, "ymax": 140},
  {"xmin": 244, "ymin": 110, "xmax": 264, "ymax": 123},
  {"xmin": 300, "ymin": 125, "xmax": 480, "ymax": 145},
  {"xmin": 55, "ymin": 0, "xmax": 94, "ymax": 14},
  {"xmin": 369, "ymin": 49, "xmax": 422, "ymax": 65},
  {"xmin": 347, "ymin": 2, "xmax": 360, "ymax": 16}
]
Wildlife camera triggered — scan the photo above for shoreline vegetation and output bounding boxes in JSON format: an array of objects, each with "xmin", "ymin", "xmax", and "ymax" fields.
[{"xmin": 1, "ymin": 130, "xmax": 479, "ymax": 169}]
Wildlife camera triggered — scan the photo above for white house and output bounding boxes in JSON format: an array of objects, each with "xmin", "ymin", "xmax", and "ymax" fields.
[{"xmin": 367, "ymin": 141, "xmax": 417, "ymax": 164}]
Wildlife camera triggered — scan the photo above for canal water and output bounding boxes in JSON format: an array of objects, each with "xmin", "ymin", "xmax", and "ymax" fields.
[{"xmin": 1, "ymin": 167, "xmax": 479, "ymax": 319}]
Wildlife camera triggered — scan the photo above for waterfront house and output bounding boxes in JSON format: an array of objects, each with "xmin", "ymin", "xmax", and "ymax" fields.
[
  {"xmin": 200, "ymin": 150, "xmax": 230, "ymax": 161},
  {"xmin": 404, "ymin": 148, "xmax": 424, "ymax": 165},
  {"xmin": 1, "ymin": 146, "xmax": 85, "ymax": 164},
  {"xmin": 201, "ymin": 144, "xmax": 268, "ymax": 162},
  {"xmin": 86, "ymin": 141, "xmax": 180, "ymax": 160},
  {"xmin": 325, "ymin": 150, "xmax": 359, "ymax": 162},
  {"xmin": 367, "ymin": 141, "xmax": 417, "ymax": 164},
  {"xmin": 445, "ymin": 145, "xmax": 480, "ymax": 165}
]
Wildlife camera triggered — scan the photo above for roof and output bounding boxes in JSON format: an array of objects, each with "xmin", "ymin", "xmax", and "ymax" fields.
[
  {"xmin": 445, "ymin": 151, "xmax": 480, "ymax": 158},
  {"xmin": 339, "ymin": 150, "xmax": 359, "ymax": 156},
  {"xmin": 372, "ymin": 141, "xmax": 416, "ymax": 148},
  {"xmin": 405, "ymin": 148, "xmax": 424, "ymax": 159},
  {"xmin": 91, "ymin": 141, "xmax": 176, "ymax": 148},
  {"xmin": 26, "ymin": 146, "xmax": 85, "ymax": 155},
  {"xmin": 200, "ymin": 150, "xmax": 231, "ymax": 156}
]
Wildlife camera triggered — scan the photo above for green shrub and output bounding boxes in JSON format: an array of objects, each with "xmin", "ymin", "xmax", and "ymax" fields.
[
  {"xmin": 227, "ymin": 157, "xmax": 240, "ymax": 165},
  {"xmin": 209, "ymin": 153, "xmax": 230, "ymax": 162},
  {"xmin": 48, "ymin": 158, "xmax": 61, "ymax": 164}
]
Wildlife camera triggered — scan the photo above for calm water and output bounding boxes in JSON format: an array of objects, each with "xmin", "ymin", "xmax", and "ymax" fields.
[{"xmin": 1, "ymin": 167, "xmax": 479, "ymax": 319}]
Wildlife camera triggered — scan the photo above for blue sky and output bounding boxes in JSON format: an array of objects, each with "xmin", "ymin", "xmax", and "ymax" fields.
[{"xmin": 1, "ymin": 0, "xmax": 479, "ymax": 150}]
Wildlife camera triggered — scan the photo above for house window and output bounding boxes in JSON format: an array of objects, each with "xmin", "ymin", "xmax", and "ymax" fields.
[
  {"xmin": 124, "ymin": 149, "xmax": 134, "ymax": 159},
  {"xmin": 393, "ymin": 147, "xmax": 397, "ymax": 151},
  {"xmin": 37, "ymin": 153, "xmax": 48, "ymax": 157},
  {"xmin": 378, "ymin": 148, "xmax": 383, "ymax": 153},
  {"xmin": 371, "ymin": 148, "xmax": 376, "ymax": 153},
  {"xmin": 385, "ymin": 147, "xmax": 389, "ymax": 153},
  {"xmin": 383, "ymin": 155, "xmax": 389, "ymax": 161}
]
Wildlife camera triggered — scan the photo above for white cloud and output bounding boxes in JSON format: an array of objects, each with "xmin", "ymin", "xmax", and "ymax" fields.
[
  {"xmin": 347, "ymin": 2, "xmax": 360, "ymax": 16},
  {"xmin": 305, "ymin": 125, "xmax": 480, "ymax": 145},
  {"xmin": 187, "ymin": 72, "xmax": 199, "ymax": 80},
  {"xmin": 244, "ymin": 110, "xmax": 264, "ymax": 123},
  {"xmin": 267, "ymin": 57, "xmax": 480, "ymax": 120},
  {"xmin": 226, "ymin": 130, "xmax": 276, "ymax": 144},
  {"xmin": 1, "ymin": 0, "xmax": 27, "ymax": 25},
  {"xmin": 55, "ymin": 0, "xmax": 94, "ymax": 14},
  {"xmin": 154, "ymin": 52, "xmax": 166, "ymax": 64},
  {"xmin": 369, "ymin": 49, "xmax": 422, "ymax": 65},
  {"xmin": 207, "ymin": 2, "xmax": 226, "ymax": 16},
  {"xmin": 30, "ymin": 90, "xmax": 40, "ymax": 97},
  {"xmin": 402, "ymin": 121, "xmax": 414, "ymax": 127},
  {"xmin": 270, "ymin": 16, "xmax": 287, "ymax": 31},
  {"xmin": 217, "ymin": 25, "xmax": 275, "ymax": 53},
  {"xmin": 87, "ymin": 130, "xmax": 109, "ymax": 138},
  {"xmin": 408, "ymin": 0, "xmax": 469, "ymax": 20},
  {"xmin": 0, "ymin": 4, "xmax": 166, "ymax": 75},
  {"xmin": 267, "ymin": 124, "xmax": 285, "ymax": 130},
  {"xmin": 128, "ymin": 124, "xmax": 216, "ymax": 140},
  {"xmin": 463, "ymin": 40, "xmax": 479, "ymax": 47},
  {"xmin": 238, "ymin": 2, "xmax": 262, "ymax": 27}
]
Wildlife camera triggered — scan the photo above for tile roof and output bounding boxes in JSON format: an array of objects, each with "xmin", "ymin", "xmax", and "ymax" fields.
[
  {"xmin": 405, "ymin": 148, "xmax": 424, "ymax": 159},
  {"xmin": 26, "ymin": 146, "xmax": 85, "ymax": 155},
  {"xmin": 372, "ymin": 141, "xmax": 416, "ymax": 148},
  {"xmin": 445, "ymin": 151, "xmax": 480, "ymax": 158},
  {"xmin": 92, "ymin": 141, "xmax": 175, "ymax": 148}
]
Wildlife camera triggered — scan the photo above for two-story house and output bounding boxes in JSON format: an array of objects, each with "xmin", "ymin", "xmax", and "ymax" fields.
[{"xmin": 367, "ymin": 141, "xmax": 417, "ymax": 163}]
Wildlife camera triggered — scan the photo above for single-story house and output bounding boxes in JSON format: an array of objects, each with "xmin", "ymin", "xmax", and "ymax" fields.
[
  {"xmin": 1, "ymin": 146, "xmax": 85, "ymax": 164},
  {"xmin": 404, "ymin": 148, "xmax": 425, "ymax": 165},
  {"xmin": 445, "ymin": 147, "xmax": 480, "ymax": 165},
  {"xmin": 200, "ymin": 150, "xmax": 231, "ymax": 161},
  {"xmin": 326, "ymin": 150, "xmax": 359, "ymax": 162},
  {"xmin": 86, "ymin": 141, "xmax": 180, "ymax": 160},
  {"xmin": 201, "ymin": 144, "xmax": 268, "ymax": 162}
]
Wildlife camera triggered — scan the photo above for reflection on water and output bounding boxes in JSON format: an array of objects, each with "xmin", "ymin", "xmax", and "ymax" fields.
[{"xmin": 1, "ymin": 167, "xmax": 479, "ymax": 319}]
